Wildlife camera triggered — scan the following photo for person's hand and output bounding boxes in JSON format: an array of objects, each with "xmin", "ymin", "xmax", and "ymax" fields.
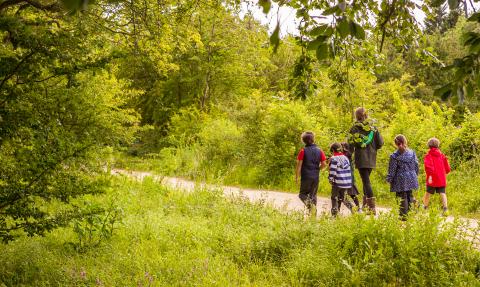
[
  {"xmin": 295, "ymin": 177, "xmax": 299, "ymax": 187},
  {"xmin": 428, "ymin": 176, "xmax": 433, "ymax": 185}
]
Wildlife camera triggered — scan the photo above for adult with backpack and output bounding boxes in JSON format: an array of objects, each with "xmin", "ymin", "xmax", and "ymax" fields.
[{"xmin": 348, "ymin": 107, "xmax": 384, "ymax": 215}]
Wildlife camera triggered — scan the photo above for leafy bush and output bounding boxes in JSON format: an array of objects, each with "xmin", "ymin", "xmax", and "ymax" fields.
[
  {"xmin": 0, "ymin": 71, "xmax": 139, "ymax": 242},
  {"xmin": 198, "ymin": 117, "xmax": 242, "ymax": 163},
  {"xmin": 258, "ymin": 100, "xmax": 317, "ymax": 186},
  {"xmin": 448, "ymin": 111, "xmax": 480, "ymax": 163}
]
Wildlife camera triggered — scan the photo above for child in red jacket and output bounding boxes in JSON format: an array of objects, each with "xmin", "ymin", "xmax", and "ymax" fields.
[{"xmin": 422, "ymin": 138, "xmax": 451, "ymax": 215}]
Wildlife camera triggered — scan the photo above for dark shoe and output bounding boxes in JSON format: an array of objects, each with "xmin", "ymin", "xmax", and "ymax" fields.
[
  {"xmin": 331, "ymin": 207, "xmax": 338, "ymax": 217},
  {"xmin": 442, "ymin": 207, "xmax": 449, "ymax": 217},
  {"xmin": 343, "ymin": 199, "xmax": 354, "ymax": 213},
  {"xmin": 307, "ymin": 203, "xmax": 317, "ymax": 218},
  {"xmin": 366, "ymin": 197, "xmax": 377, "ymax": 216}
]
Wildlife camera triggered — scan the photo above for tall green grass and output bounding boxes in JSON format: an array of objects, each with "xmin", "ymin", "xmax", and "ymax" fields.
[{"xmin": 2, "ymin": 176, "xmax": 479, "ymax": 286}]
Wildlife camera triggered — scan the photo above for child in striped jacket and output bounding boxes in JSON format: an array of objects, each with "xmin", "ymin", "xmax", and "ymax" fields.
[{"xmin": 329, "ymin": 142, "xmax": 353, "ymax": 216}]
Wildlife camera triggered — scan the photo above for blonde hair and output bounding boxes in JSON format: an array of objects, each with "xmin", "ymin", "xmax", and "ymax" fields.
[
  {"xmin": 427, "ymin": 137, "xmax": 440, "ymax": 148},
  {"xmin": 355, "ymin": 107, "xmax": 368, "ymax": 122}
]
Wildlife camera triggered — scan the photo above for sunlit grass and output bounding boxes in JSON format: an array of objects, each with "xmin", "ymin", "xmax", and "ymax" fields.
[{"xmin": 1, "ymin": 176, "xmax": 479, "ymax": 286}]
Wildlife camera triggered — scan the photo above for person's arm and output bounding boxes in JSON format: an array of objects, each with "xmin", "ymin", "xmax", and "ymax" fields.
[
  {"xmin": 295, "ymin": 148, "xmax": 304, "ymax": 185},
  {"xmin": 444, "ymin": 156, "xmax": 451, "ymax": 174},
  {"xmin": 386, "ymin": 155, "xmax": 397, "ymax": 183},
  {"xmin": 375, "ymin": 130, "xmax": 384, "ymax": 149},
  {"xmin": 295, "ymin": 160, "xmax": 302, "ymax": 186},
  {"xmin": 347, "ymin": 128, "xmax": 357, "ymax": 151},
  {"xmin": 320, "ymin": 160, "xmax": 327, "ymax": 170},
  {"xmin": 319, "ymin": 151, "xmax": 327, "ymax": 170},
  {"xmin": 414, "ymin": 152, "xmax": 419, "ymax": 176},
  {"xmin": 328, "ymin": 159, "xmax": 336, "ymax": 183},
  {"xmin": 424, "ymin": 155, "xmax": 434, "ymax": 184}
]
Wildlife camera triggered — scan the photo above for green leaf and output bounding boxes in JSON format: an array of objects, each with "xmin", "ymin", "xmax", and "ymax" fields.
[
  {"xmin": 448, "ymin": 0, "xmax": 459, "ymax": 9},
  {"xmin": 431, "ymin": 0, "xmax": 446, "ymax": 7},
  {"xmin": 467, "ymin": 12, "xmax": 480, "ymax": 22},
  {"xmin": 469, "ymin": 38, "xmax": 480, "ymax": 54},
  {"xmin": 62, "ymin": 0, "xmax": 88, "ymax": 11},
  {"xmin": 476, "ymin": 74, "xmax": 480, "ymax": 87},
  {"xmin": 316, "ymin": 43, "xmax": 329, "ymax": 61},
  {"xmin": 465, "ymin": 82, "xmax": 474, "ymax": 98},
  {"xmin": 310, "ymin": 24, "xmax": 334, "ymax": 37},
  {"xmin": 296, "ymin": 8, "xmax": 308, "ymax": 18},
  {"xmin": 258, "ymin": 0, "xmax": 272, "ymax": 14},
  {"xmin": 270, "ymin": 24, "xmax": 280, "ymax": 53},
  {"xmin": 337, "ymin": 18, "xmax": 350, "ymax": 38},
  {"xmin": 323, "ymin": 5, "xmax": 341, "ymax": 16},
  {"xmin": 349, "ymin": 21, "xmax": 365, "ymax": 40},
  {"xmin": 307, "ymin": 36, "xmax": 328, "ymax": 50},
  {"xmin": 434, "ymin": 83, "xmax": 453, "ymax": 99},
  {"xmin": 463, "ymin": 32, "xmax": 480, "ymax": 46}
]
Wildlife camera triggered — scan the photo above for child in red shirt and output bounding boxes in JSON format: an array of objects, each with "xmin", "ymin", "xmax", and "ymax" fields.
[
  {"xmin": 295, "ymin": 132, "xmax": 327, "ymax": 216},
  {"xmin": 422, "ymin": 137, "xmax": 451, "ymax": 215}
]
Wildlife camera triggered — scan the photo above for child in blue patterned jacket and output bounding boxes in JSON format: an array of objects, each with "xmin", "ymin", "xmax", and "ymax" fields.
[
  {"xmin": 386, "ymin": 135, "xmax": 419, "ymax": 220},
  {"xmin": 329, "ymin": 142, "xmax": 353, "ymax": 216}
]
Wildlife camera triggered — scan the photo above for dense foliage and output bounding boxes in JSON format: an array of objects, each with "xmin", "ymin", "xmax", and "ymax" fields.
[{"xmin": 0, "ymin": 1, "xmax": 139, "ymax": 241}]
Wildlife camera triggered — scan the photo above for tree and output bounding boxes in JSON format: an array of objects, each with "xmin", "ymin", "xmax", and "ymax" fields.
[
  {"xmin": 106, "ymin": 0, "xmax": 284, "ymax": 150},
  {"xmin": 0, "ymin": 0, "xmax": 139, "ymax": 241},
  {"xmin": 425, "ymin": 4, "xmax": 462, "ymax": 34}
]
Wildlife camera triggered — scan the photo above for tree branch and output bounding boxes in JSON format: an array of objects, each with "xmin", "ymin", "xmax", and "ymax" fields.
[
  {"xmin": 24, "ymin": 0, "xmax": 61, "ymax": 11},
  {"xmin": 0, "ymin": 143, "xmax": 96, "ymax": 210},
  {"xmin": 0, "ymin": 0, "xmax": 61, "ymax": 12},
  {"xmin": 379, "ymin": 0, "xmax": 397, "ymax": 53},
  {"xmin": 0, "ymin": 0, "xmax": 24, "ymax": 12},
  {"xmin": 0, "ymin": 50, "xmax": 36, "ymax": 92}
]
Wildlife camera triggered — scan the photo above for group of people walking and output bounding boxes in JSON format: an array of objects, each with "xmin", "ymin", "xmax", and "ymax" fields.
[{"xmin": 295, "ymin": 107, "xmax": 451, "ymax": 220}]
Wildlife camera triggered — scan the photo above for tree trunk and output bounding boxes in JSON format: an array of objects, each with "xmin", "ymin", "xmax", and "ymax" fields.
[{"xmin": 201, "ymin": 72, "xmax": 210, "ymax": 110}]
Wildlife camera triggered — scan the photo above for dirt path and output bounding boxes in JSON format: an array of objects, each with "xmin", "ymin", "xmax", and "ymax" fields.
[
  {"xmin": 113, "ymin": 169, "xmax": 480, "ymax": 247},
  {"xmin": 112, "ymin": 169, "xmax": 389, "ymax": 216}
]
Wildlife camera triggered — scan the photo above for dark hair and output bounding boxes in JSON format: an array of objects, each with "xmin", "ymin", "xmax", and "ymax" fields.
[
  {"xmin": 330, "ymin": 142, "xmax": 342, "ymax": 153},
  {"xmin": 394, "ymin": 134, "xmax": 407, "ymax": 146},
  {"xmin": 341, "ymin": 142, "xmax": 352, "ymax": 157},
  {"xmin": 301, "ymin": 131, "xmax": 315, "ymax": 145},
  {"xmin": 355, "ymin": 107, "xmax": 368, "ymax": 122}
]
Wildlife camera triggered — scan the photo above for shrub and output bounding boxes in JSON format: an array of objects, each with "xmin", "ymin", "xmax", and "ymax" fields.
[{"xmin": 448, "ymin": 111, "xmax": 480, "ymax": 163}]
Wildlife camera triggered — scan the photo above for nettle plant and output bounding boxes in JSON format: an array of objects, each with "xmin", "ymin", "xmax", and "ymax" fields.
[{"xmin": 72, "ymin": 201, "xmax": 123, "ymax": 251}]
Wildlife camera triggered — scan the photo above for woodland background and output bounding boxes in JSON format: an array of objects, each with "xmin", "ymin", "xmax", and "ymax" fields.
[{"xmin": 2, "ymin": 0, "xmax": 480, "ymax": 285}]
